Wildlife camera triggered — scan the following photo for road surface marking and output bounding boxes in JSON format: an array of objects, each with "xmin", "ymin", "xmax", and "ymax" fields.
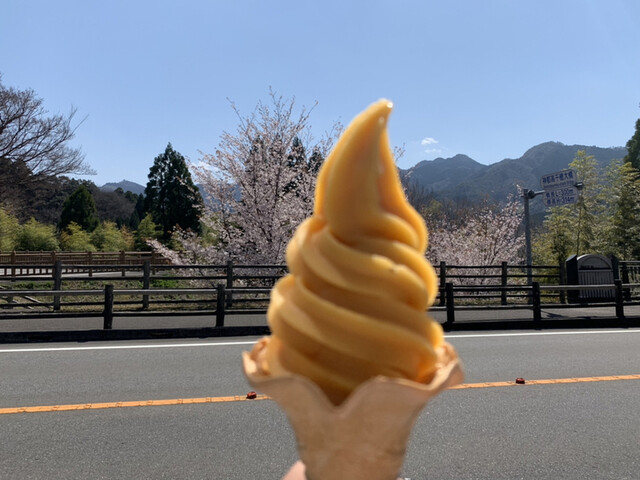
[
  {"xmin": 1, "ymin": 329, "xmax": 639, "ymax": 353},
  {"xmin": 1, "ymin": 374, "xmax": 639, "ymax": 415},
  {"xmin": 0, "ymin": 394, "xmax": 270, "ymax": 415},
  {"xmin": 449, "ymin": 374, "xmax": 640, "ymax": 389},
  {"xmin": 0, "ymin": 340, "xmax": 257, "ymax": 353}
]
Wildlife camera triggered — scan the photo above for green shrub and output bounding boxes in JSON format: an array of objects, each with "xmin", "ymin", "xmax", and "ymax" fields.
[
  {"xmin": 0, "ymin": 208, "xmax": 20, "ymax": 251},
  {"xmin": 15, "ymin": 218, "xmax": 59, "ymax": 251},
  {"xmin": 60, "ymin": 222, "xmax": 96, "ymax": 252},
  {"xmin": 91, "ymin": 221, "xmax": 132, "ymax": 251}
]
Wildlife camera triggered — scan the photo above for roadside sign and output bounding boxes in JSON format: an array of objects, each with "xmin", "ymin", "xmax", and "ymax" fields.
[
  {"xmin": 542, "ymin": 186, "xmax": 579, "ymax": 206},
  {"xmin": 540, "ymin": 169, "xmax": 576, "ymax": 190}
]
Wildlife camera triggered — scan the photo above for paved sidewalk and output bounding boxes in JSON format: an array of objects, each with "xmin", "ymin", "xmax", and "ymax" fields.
[
  {"xmin": 1, "ymin": 303, "xmax": 639, "ymax": 343},
  {"xmin": 430, "ymin": 303, "xmax": 640, "ymax": 323}
]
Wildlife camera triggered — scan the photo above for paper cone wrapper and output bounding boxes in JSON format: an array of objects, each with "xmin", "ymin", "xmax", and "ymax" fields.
[{"xmin": 243, "ymin": 338, "xmax": 463, "ymax": 480}]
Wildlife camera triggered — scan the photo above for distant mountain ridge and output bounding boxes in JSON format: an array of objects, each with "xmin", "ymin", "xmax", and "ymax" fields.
[
  {"xmin": 99, "ymin": 141, "xmax": 627, "ymax": 207},
  {"xmin": 100, "ymin": 180, "xmax": 145, "ymax": 195},
  {"xmin": 401, "ymin": 153, "xmax": 486, "ymax": 193},
  {"xmin": 400, "ymin": 141, "xmax": 627, "ymax": 204},
  {"xmin": 98, "ymin": 180, "xmax": 214, "ymax": 203}
]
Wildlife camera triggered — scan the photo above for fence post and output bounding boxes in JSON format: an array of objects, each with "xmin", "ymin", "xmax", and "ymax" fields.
[
  {"xmin": 501, "ymin": 262, "xmax": 508, "ymax": 305},
  {"xmin": 558, "ymin": 261, "xmax": 566, "ymax": 304},
  {"xmin": 103, "ymin": 284, "xmax": 114, "ymax": 329},
  {"xmin": 142, "ymin": 260, "xmax": 151, "ymax": 309},
  {"xmin": 151, "ymin": 251, "xmax": 157, "ymax": 275},
  {"xmin": 53, "ymin": 260, "xmax": 62, "ymax": 311},
  {"xmin": 120, "ymin": 250, "xmax": 126, "ymax": 277},
  {"xmin": 87, "ymin": 251, "xmax": 93, "ymax": 277},
  {"xmin": 614, "ymin": 279, "xmax": 625, "ymax": 320},
  {"xmin": 621, "ymin": 262, "xmax": 631, "ymax": 301},
  {"xmin": 445, "ymin": 282, "xmax": 455, "ymax": 326},
  {"xmin": 532, "ymin": 282, "xmax": 541, "ymax": 323},
  {"xmin": 216, "ymin": 284, "xmax": 226, "ymax": 327},
  {"xmin": 225, "ymin": 260, "xmax": 234, "ymax": 309},
  {"xmin": 439, "ymin": 261, "xmax": 447, "ymax": 307},
  {"xmin": 6, "ymin": 252, "xmax": 14, "ymax": 301}
]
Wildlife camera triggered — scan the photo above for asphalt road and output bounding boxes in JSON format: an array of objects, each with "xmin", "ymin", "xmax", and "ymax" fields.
[{"xmin": 1, "ymin": 328, "xmax": 640, "ymax": 479}]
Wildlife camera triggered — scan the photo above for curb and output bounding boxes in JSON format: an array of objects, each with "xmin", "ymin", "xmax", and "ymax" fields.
[{"xmin": 0, "ymin": 325, "xmax": 271, "ymax": 344}]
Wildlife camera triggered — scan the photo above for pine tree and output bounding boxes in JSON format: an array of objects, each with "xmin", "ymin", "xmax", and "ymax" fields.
[
  {"xmin": 144, "ymin": 143, "xmax": 203, "ymax": 240},
  {"xmin": 127, "ymin": 194, "xmax": 146, "ymax": 229},
  {"xmin": 623, "ymin": 118, "xmax": 640, "ymax": 170},
  {"xmin": 59, "ymin": 184, "xmax": 99, "ymax": 232}
]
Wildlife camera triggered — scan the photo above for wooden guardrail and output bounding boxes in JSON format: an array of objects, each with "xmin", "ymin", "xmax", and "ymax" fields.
[{"xmin": 0, "ymin": 251, "xmax": 169, "ymax": 277}]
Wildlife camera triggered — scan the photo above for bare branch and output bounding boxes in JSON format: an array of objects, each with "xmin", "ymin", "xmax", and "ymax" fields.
[{"xmin": 0, "ymin": 74, "xmax": 94, "ymax": 176}]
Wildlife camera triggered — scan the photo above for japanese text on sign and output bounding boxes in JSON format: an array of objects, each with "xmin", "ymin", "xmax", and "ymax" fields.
[
  {"xmin": 543, "ymin": 186, "xmax": 578, "ymax": 206},
  {"xmin": 540, "ymin": 169, "xmax": 576, "ymax": 190}
]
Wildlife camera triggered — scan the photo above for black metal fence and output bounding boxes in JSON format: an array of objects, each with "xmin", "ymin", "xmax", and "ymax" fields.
[
  {"xmin": 436, "ymin": 262, "xmax": 565, "ymax": 305},
  {"xmin": 1, "ymin": 260, "xmax": 639, "ymax": 328}
]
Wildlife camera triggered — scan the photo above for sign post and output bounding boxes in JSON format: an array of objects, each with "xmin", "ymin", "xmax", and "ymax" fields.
[
  {"xmin": 521, "ymin": 169, "xmax": 581, "ymax": 285},
  {"xmin": 522, "ymin": 188, "xmax": 542, "ymax": 286}
]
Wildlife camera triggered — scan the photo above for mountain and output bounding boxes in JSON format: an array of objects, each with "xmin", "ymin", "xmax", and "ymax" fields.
[
  {"xmin": 100, "ymin": 180, "xmax": 145, "ymax": 195},
  {"xmin": 401, "ymin": 154, "xmax": 486, "ymax": 192},
  {"xmin": 97, "ymin": 142, "xmax": 627, "ymax": 210},
  {"xmin": 401, "ymin": 142, "xmax": 627, "ymax": 206}
]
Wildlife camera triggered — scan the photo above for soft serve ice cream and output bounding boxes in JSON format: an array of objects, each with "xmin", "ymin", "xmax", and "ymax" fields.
[{"xmin": 251, "ymin": 99, "xmax": 448, "ymax": 405}]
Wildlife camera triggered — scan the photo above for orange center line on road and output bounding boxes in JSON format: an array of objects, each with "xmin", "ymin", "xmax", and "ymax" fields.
[
  {"xmin": 2, "ymin": 374, "xmax": 639, "ymax": 415},
  {"xmin": 449, "ymin": 374, "xmax": 640, "ymax": 389},
  {"xmin": 0, "ymin": 394, "xmax": 270, "ymax": 415}
]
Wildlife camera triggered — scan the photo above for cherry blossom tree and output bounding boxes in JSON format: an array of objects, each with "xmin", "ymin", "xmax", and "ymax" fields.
[
  {"xmin": 154, "ymin": 91, "xmax": 340, "ymax": 266},
  {"xmin": 425, "ymin": 196, "xmax": 524, "ymax": 284}
]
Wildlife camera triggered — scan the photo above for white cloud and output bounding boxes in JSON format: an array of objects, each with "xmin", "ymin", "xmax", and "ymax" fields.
[{"xmin": 421, "ymin": 137, "xmax": 439, "ymax": 146}]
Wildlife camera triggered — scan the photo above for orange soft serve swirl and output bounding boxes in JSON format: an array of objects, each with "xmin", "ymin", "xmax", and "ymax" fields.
[{"xmin": 260, "ymin": 100, "xmax": 444, "ymax": 405}]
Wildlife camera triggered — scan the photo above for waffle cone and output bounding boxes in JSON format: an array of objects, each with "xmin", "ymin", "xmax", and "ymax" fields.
[{"xmin": 243, "ymin": 338, "xmax": 463, "ymax": 480}]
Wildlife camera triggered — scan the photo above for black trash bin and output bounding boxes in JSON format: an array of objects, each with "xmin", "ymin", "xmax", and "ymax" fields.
[{"xmin": 566, "ymin": 254, "xmax": 615, "ymax": 303}]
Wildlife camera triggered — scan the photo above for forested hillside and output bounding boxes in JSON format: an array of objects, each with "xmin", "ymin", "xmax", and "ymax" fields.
[{"xmin": 400, "ymin": 142, "xmax": 627, "ymax": 206}]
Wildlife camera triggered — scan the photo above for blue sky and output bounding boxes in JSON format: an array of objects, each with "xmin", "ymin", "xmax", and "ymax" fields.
[{"xmin": 3, "ymin": 0, "xmax": 639, "ymax": 187}]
